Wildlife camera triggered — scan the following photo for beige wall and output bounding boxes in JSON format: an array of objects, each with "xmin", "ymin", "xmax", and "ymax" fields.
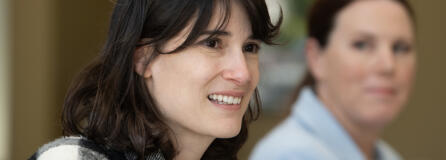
[
  {"xmin": 9, "ymin": 0, "xmax": 446, "ymax": 160},
  {"xmin": 11, "ymin": 0, "xmax": 58, "ymax": 159},
  {"xmin": 382, "ymin": 0, "xmax": 446, "ymax": 159},
  {"xmin": 10, "ymin": 0, "xmax": 111, "ymax": 159}
]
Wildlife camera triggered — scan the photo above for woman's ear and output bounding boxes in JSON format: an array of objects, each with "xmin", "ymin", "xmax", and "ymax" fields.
[
  {"xmin": 306, "ymin": 38, "xmax": 325, "ymax": 81},
  {"xmin": 134, "ymin": 45, "xmax": 153, "ymax": 78}
]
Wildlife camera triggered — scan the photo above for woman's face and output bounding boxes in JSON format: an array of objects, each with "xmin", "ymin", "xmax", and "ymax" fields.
[
  {"xmin": 145, "ymin": 1, "xmax": 259, "ymax": 140},
  {"xmin": 313, "ymin": 0, "xmax": 416, "ymax": 129}
]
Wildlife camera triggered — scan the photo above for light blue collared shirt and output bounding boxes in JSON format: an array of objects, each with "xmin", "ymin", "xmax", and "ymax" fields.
[{"xmin": 250, "ymin": 87, "xmax": 401, "ymax": 160}]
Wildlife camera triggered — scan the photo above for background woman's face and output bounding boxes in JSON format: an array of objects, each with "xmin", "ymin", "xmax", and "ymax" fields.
[
  {"xmin": 146, "ymin": 1, "xmax": 260, "ymax": 140},
  {"xmin": 315, "ymin": 0, "xmax": 416, "ymax": 129}
]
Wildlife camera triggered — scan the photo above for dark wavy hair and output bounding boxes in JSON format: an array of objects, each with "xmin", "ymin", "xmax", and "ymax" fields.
[
  {"xmin": 290, "ymin": 0, "xmax": 415, "ymax": 101},
  {"xmin": 61, "ymin": 0, "xmax": 281, "ymax": 159}
]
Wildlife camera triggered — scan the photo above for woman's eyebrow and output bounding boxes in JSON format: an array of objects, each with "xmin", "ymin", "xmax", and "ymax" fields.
[
  {"xmin": 200, "ymin": 30, "xmax": 259, "ymax": 41},
  {"xmin": 200, "ymin": 30, "xmax": 231, "ymax": 36},
  {"xmin": 248, "ymin": 35, "xmax": 261, "ymax": 41}
]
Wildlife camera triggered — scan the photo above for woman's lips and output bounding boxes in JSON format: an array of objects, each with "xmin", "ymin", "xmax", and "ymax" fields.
[
  {"xmin": 209, "ymin": 100, "xmax": 242, "ymax": 111},
  {"xmin": 366, "ymin": 87, "xmax": 397, "ymax": 96},
  {"xmin": 207, "ymin": 91, "xmax": 245, "ymax": 111}
]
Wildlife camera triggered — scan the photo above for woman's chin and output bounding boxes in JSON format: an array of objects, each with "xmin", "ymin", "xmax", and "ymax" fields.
[
  {"xmin": 357, "ymin": 107, "xmax": 401, "ymax": 130},
  {"xmin": 212, "ymin": 124, "xmax": 242, "ymax": 138}
]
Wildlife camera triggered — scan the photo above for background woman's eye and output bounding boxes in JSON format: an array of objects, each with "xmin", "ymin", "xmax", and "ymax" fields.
[
  {"xmin": 243, "ymin": 43, "xmax": 260, "ymax": 53},
  {"xmin": 352, "ymin": 40, "xmax": 370, "ymax": 50},
  {"xmin": 393, "ymin": 42, "xmax": 411, "ymax": 54}
]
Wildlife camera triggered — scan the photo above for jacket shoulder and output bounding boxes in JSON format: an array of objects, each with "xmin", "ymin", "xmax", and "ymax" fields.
[
  {"xmin": 250, "ymin": 118, "xmax": 337, "ymax": 160},
  {"xmin": 29, "ymin": 136, "xmax": 110, "ymax": 160}
]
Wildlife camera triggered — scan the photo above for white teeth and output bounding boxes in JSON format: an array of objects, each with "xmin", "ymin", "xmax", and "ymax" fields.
[
  {"xmin": 208, "ymin": 94, "xmax": 242, "ymax": 105},
  {"xmin": 228, "ymin": 96, "xmax": 234, "ymax": 104}
]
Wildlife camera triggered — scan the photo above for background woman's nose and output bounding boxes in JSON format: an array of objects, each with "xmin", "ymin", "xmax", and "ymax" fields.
[{"xmin": 376, "ymin": 47, "xmax": 396, "ymax": 76}]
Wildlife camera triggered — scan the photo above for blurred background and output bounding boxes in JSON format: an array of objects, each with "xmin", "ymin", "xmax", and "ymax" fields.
[{"xmin": 0, "ymin": 0, "xmax": 445, "ymax": 159}]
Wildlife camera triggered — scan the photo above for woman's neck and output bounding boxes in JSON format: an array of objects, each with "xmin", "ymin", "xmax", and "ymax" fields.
[
  {"xmin": 316, "ymin": 86, "xmax": 380, "ymax": 160},
  {"xmin": 169, "ymin": 125, "xmax": 214, "ymax": 160},
  {"xmin": 340, "ymin": 116, "xmax": 379, "ymax": 160}
]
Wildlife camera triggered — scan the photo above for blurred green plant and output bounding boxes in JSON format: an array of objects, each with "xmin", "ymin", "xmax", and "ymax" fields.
[{"xmin": 277, "ymin": 0, "xmax": 313, "ymax": 47}]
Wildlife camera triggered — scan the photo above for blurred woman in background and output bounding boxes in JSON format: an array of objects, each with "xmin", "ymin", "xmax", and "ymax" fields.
[
  {"xmin": 29, "ymin": 0, "xmax": 281, "ymax": 159},
  {"xmin": 251, "ymin": 0, "xmax": 416, "ymax": 159}
]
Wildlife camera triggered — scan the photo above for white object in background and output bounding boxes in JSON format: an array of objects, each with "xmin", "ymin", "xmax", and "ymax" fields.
[{"xmin": 0, "ymin": 0, "xmax": 11, "ymax": 159}]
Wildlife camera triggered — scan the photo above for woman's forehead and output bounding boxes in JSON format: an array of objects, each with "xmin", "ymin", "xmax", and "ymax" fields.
[{"xmin": 332, "ymin": 0, "xmax": 414, "ymax": 39}]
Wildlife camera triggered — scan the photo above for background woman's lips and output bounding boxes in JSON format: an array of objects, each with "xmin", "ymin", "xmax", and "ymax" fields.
[{"xmin": 366, "ymin": 87, "xmax": 396, "ymax": 96}]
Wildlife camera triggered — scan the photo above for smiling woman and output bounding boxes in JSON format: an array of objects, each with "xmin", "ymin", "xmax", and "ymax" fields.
[{"xmin": 28, "ymin": 0, "xmax": 281, "ymax": 160}]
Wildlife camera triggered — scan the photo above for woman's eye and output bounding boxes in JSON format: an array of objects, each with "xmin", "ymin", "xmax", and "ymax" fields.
[
  {"xmin": 352, "ymin": 40, "xmax": 371, "ymax": 51},
  {"xmin": 203, "ymin": 39, "xmax": 221, "ymax": 48},
  {"xmin": 243, "ymin": 43, "xmax": 260, "ymax": 54},
  {"xmin": 393, "ymin": 42, "xmax": 411, "ymax": 54}
]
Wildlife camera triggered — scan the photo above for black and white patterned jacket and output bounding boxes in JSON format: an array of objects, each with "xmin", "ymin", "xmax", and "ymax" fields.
[{"xmin": 28, "ymin": 136, "xmax": 165, "ymax": 160}]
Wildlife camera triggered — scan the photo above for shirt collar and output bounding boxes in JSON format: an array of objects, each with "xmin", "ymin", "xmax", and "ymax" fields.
[{"xmin": 290, "ymin": 87, "xmax": 366, "ymax": 159}]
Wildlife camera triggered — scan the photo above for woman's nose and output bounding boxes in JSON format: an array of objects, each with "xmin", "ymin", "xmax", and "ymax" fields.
[
  {"xmin": 376, "ymin": 47, "xmax": 396, "ymax": 76},
  {"xmin": 221, "ymin": 49, "xmax": 252, "ymax": 86}
]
